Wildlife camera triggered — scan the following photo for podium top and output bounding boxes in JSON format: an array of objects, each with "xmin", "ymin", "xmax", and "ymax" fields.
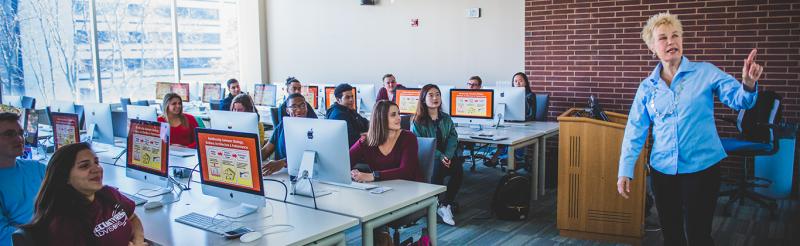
[{"xmin": 557, "ymin": 108, "xmax": 629, "ymax": 129}]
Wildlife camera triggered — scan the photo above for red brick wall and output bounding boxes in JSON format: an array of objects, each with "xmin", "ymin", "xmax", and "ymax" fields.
[{"xmin": 526, "ymin": 0, "xmax": 800, "ymax": 181}]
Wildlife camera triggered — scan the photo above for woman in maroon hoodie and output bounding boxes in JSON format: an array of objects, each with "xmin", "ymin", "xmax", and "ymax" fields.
[{"xmin": 350, "ymin": 100, "xmax": 422, "ymax": 182}]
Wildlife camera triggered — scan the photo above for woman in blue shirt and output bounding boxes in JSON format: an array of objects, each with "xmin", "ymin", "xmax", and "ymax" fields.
[{"xmin": 617, "ymin": 12, "xmax": 762, "ymax": 246}]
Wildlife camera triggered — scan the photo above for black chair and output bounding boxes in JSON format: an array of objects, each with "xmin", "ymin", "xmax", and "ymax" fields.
[
  {"xmin": 12, "ymin": 227, "xmax": 36, "ymax": 245},
  {"xmin": 718, "ymin": 91, "xmax": 782, "ymax": 217},
  {"xmin": 388, "ymin": 137, "xmax": 437, "ymax": 245},
  {"xmin": 400, "ymin": 114, "xmax": 411, "ymax": 130},
  {"xmin": 270, "ymin": 107, "xmax": 280, "ymax": 126},
  {"xmin": 21, "ymin": 96, "xmax": 35, "ymax": 110},
  {"xmin": 534, "ymin": 93, "xmax": 549, "ymax": 121},
  {"xmin": 209, "ymin": 100, "xmax": 223, "ymax": 111}
]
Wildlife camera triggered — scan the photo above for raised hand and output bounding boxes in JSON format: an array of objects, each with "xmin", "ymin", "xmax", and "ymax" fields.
[{"xmin": 742, "ymin": 49, "xmax": 764, "ymax": 90}]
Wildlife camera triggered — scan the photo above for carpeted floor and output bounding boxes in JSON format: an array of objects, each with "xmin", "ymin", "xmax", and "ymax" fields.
[{"xmin": 342, "ymin": 158, "xmax": 798, "ymax": 245}]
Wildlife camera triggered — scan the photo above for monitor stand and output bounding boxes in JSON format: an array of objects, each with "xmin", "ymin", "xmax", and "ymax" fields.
[
  {"xmin": 292, "ymin": 151, "xmax": 331, "ymax": 198},
  {"xmin": 139, "ymin": 182, "xmax": 174, "ymax": 197},
  {"xmin": 218, "ymin": 203, "xmax": 259, "ymax": 218}
]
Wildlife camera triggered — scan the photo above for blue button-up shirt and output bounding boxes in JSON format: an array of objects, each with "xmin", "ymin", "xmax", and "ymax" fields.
[{"xmin": 618, "ymin": 56, "xmax": 758, "ymax": 178}]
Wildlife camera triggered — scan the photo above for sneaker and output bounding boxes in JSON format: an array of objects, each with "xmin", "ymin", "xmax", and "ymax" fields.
[{"xmin": 437, "ymin": 205, "xmax": 455, "ymax": 226}]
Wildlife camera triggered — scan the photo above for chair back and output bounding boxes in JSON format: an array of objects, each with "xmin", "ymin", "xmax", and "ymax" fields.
[
  {"xmin": 12, "ymin": 227, "xmax": 36, "ymax": 246},
  {"xmin": 535, "ymin": 93, "xmax": 549, "ymax": 121},
  {"xmin": 401, "ymin": 115, "xmax": 411, "ymax": 130},
  {"xmin": 21, "ymin": 96, "xmax": 35, "ymax": 110},
  {"xmin": 416, "ymin": 137, "xmax": 437, "ymax": 183},
  {"xmin": 739, "ymin": 91, "xmax": 781, "ymax": 143},
  {"xmin": 120, "ymin": 98, "xmax": 132, "ymax": 111},
  {"xmin": 133, "ymin": 100, "xmax": 149, "ymax": 106},
  {"xmin": 209, "ymin": 100, "xmax": 223, "ymax": 111},
  {"xmin": 270, "ymin": 107, "xmax": 280, "ymax": 126}
]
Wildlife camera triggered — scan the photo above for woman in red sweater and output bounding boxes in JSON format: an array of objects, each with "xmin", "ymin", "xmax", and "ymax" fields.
[
  {"xmin": 350, "ymin": 100, "xmax": 422, "ymax": 182},
  {"xmin": 157, "ymin": 92, "xmax": 199, "ymax": 148}
]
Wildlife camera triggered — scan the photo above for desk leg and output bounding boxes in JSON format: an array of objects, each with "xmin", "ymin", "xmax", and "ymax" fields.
[
  {"xmin": 428, "ymin": 200, "xmax": 438, "ymax": 246},
  {"xmin": 362, "ymin": 224, "xmax": 374, "ymax": 246},
  {"xmin": 530, "ymin": 141, "xmax": 539, "ymax": 201},
  {"xmin": 538, "ymin": 134, "xmax": 554, "ymax": 197},
  {"xmin": 311, "ymin": 232, "xmax": 346, "ymax": 246}
]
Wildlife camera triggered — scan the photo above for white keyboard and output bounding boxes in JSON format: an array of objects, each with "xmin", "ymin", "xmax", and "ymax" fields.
[
  {"xmin": 121, "ymin": 192, "xmax": 147, "ymax": 206},
  {"xmin": 320, "ymin": 180, "xmax": 378, "ymax": 190},
  {"xmin": 175, "ymin": 212, "xmax": 241, "ymax": 235}
]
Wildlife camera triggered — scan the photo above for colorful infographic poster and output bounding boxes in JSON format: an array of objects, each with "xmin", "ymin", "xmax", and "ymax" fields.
[
  {"xmin": 450, "ymin": 90, "xmax": 494, "ymax": 118},
  {"xmin": 126, "ymin": 120, "xmax": 169, "ymax": 175},
  {"xmin": 197, "ymin": 132, "xmax": 262, "ymax": 193},
  {"xmin": 303, "ymin": 86, "xmax": 319, "ymax": 109},
  {"xmin": 395, "ymin": 89, "xmax": 421, "ymax": 115},
  {"xmin": 50, "ymin": 112, "xmax": 79, "ymax": 150}
]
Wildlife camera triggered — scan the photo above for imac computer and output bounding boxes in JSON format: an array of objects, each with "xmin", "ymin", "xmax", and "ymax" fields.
[
  {"xmin": 449, "ymin": 89, "xmax": 496, "ymax": 126},
  {"xmin": 49, "ymin": 112, "xmax": 80, "ymax": 150},
  {"xmin": 437, "ymin": 85, "xmax": 454, "ymax": 114},
  {"xmin": 126, "ymin": 119, "xmax": 174, "ymax": 198},
  {"xmin": 83, "ymin": 103, "xmax": 115, "ymax": 146},
  {"xmin": 284, "ymin": 117, "xmax": 373, "ymax": 196},
  {"xmin": 208, "ymin": 110, "xmax": 260, "ymax": 136},
  {"xmin": 253, "ymin": 84, "xmax": 277, "ymax": 107},
  {"xmin": 324, "ymin": 86, "xmax": 357, "ymax": 111},
  {"xmin": 50, "ymin": 100, "xmax": 76, "ymax": 113},
  {"xmin": 195, "ymin": 128, "xmax": 265, "ymax": 218},
  {"xmin": 126, "ymin": 105, "xmax": 158, "ymax": 122},
  {"xmin": 394, "ymin": 88, "xmax": 421, "ymax": 115},
  {"xmin": 494, "ymin": 87, "xmax": 527, "ymax": 121},
  {"xmin": 353, "ymin": 83, "xmax": 376, "ymax": 113},
  {"xmin": 202, "ymin": 83, "xmax": 223, "ymax": 103}
]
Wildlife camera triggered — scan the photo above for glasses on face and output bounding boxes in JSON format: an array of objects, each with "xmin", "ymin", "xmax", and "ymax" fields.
[
  {"xmin": 467, "ymin": 83, "xmax": 480, "ymax": 87},
  {"xmin": 0, "ymin": 130, "xmax": 25, "ymax": 138},
  {"xmin": 287, "ymin": 103, "xmax": 306, "ymax": 110}
]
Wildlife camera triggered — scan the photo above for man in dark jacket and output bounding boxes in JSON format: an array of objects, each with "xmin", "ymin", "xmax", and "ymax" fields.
[
  {"xmin": 221, "ymin": 78, "xmax": 241, "ymax": 111},
  {"xmin": 325, "ymin": 83, "xmax": 369, "ymax": 147}
]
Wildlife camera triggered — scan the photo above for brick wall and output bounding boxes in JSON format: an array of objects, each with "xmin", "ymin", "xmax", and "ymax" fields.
[{"xmin": 525, "ymin": 0, "xmax": 800, "ymax": 182}]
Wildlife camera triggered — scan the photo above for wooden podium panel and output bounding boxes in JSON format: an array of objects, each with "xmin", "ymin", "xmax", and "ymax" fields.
[{"xmin": 556, "ymin": 108, "xmax": 648, "ymax": 245}]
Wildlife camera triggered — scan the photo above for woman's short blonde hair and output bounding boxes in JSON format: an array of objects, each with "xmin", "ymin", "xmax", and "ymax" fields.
[{"xmin": 641, "ymin": 12, "xmax": 683, "ymax": 50}]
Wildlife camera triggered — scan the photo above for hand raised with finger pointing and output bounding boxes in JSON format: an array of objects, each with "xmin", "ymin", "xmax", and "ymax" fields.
[{"xmin": 742, "ymin": 49, "xmax": 763, "ymax": 90}]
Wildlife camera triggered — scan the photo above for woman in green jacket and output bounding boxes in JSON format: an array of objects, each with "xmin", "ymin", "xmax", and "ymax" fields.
[{"xmin": 411, "ymin": 84, "xmax": 462, "ymax": 226}]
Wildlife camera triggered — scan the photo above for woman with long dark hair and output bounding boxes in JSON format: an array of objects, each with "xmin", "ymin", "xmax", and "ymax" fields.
[
  {"xmin": 411, "ymin": 84, "xmax": 462, "ymax": 226},
  {"xmin": 22, "ymin": 143, "xmax": 145, "ymax": 246}
]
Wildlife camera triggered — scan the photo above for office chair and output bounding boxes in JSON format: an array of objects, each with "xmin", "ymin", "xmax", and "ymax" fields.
[
  {"xmin": 74, "ymin": 105, "xmax": 86, "ymax": 130},
  {"xmin": 133, "ymin": 100, "xmax": 149, "ymax": 106},
  {"xmin": 12, "ymin": 227, "xmax": 37, "ymax": 245},
  {"xmin": 534, "ymin": 93, "xmax": 550, "ymax": 121},
  {"xmin": 718, "ymin": 91, "xmax": 781, "ymax": 217},
  {"xmin": 21, "ymin": 96, "xmax": 35, "ymax": 110},
  {"xmin": 270, "ymin": 107, "xmax": 280, "ymax": 126},
  {"xmin": 388, "ymin": 137, "xmax": 436, "ymax": 246},
  {"xmin": 120, "ymin": 98, "xmax": 132, "ymax": 111},
  {"xmin": 400, "ymin": 115, "xmax": 411, "ymax": 131}
]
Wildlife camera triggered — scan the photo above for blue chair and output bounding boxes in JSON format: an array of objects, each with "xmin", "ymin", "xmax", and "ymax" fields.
[
  {"xmin": 388, "ymin": 137, "xmax": 436, "ymax": 245},
  {"xmin": 718, "ymin": 90, "xmax": 781, "ymax": 217},
  {"xmin": 21, "ymin": 96, "xmax": 35, "ymax": 109},
  {"xmin": 534, "ymin": 93, "xmax": 549, "ymax": 121}
]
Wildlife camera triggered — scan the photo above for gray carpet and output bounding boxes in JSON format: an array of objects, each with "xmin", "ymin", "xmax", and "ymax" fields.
[{"xmin": 342, "ymin": 160, "xmax": 798, "ymax": 245}]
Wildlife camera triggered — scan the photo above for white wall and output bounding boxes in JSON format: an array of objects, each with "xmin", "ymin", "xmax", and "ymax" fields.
[{"xmin": 266, "ymin": 0, "xmax": 524, "ymax": 88}]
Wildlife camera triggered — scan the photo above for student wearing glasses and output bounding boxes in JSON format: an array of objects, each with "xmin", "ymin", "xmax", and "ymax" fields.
[
  {"xmin": 466, "ymin": 76, "xmax": 483, "ymax": 89},
  {"xmin": 275, "ymin": 77, "xmax": 318, "ymax": 125},
  {"xmin": 0, "ymin": 112, "xmax": 47, "ymax": 245},
  {"xmin": 261, "ymin": 93, "xmax": 317, "ymax": 176}
]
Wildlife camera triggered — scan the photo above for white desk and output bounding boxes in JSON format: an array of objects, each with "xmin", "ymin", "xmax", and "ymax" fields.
[
  {"xmin": 91, "ymin": 156, "xmax": 358, "ymax": 246},
  {"xmin": 456, "ymin": 122, "xmax": 559, "ymax": 200},
  {"xmin": 263, "ymin": 173, "xmax": 446, "ymax": 246}
]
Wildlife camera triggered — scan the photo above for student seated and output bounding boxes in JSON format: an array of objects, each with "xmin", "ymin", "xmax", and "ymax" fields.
[
  {"xmin": 326, "ymin": 83, "xmax": 370, "ymax": 147},
  {"xmin": 230, "ymin": 94, "xmax": 266, "ymax": 146},
  {"xmin": 350, "ymin": 100, "xmax": 422, "ymax": 182},
  {"xmin": 275, "ymin": 77, "xmax": 318, "ymax": 125},
  {"xmin": 261, "ymin": 93, "xmax": 316, "ymax": 176},
  {"xmin": 0, "ymin": 112, "xmax": 47, "ymax": 245},
  {"xmin": 487, "ymin": 72, "xmax": 537, "ymax": 166},
  {"xmin": 221, "ymin": 78, "xmax": 242, "ymax": 111},
  {"xmin": 466, "ymin": 75, "xmax": 482, "ymax": 89},
  {"xmin": 410, "ymin": 84, "xmax": 462, "ymax": 226},
  {"xmin": 376, "ymin": 74, "xmax": 406, "ymax": 102},
  {"xmin": 158, "ymin": 92, "xmax": 199, "ymax": 148},
  {"xmin": 22, "ymin": 143, "xmax": 145, "ymax": 246}
]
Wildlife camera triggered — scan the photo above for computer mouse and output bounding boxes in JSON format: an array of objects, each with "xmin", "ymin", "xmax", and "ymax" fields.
[
  {"xmin": 239, "ymin": 231, "xmax": 263, "ymax": 243},
  {"xmin": 143, "ymin": 201, "xmax": 163, "ymax": 210}
]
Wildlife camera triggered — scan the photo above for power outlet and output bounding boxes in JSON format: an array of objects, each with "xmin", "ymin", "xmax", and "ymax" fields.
[{"xmin": 466, "ymin": 8, "xmax": 481, "ymax": 18}]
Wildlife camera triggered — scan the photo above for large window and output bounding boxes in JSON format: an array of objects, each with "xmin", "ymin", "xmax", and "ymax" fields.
[{"xmin": 1, "ymin": 0, "xmax": 240, "ymax": 105}]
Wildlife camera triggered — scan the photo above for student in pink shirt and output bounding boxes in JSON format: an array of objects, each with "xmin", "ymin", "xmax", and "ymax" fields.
[{"xmin": 22, "ymin": 143, "xmax": 146, "ymax": 246}]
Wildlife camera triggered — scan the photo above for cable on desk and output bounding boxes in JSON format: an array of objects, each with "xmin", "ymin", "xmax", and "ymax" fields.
[{"xmin": 264, "ymin": 178, "xmax": 287, "ymax": 203}]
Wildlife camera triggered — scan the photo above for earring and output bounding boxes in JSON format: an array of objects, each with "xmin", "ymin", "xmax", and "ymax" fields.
[{"xmin": 652, "ymin": 53, "xmax": 656, "ymax": 58}]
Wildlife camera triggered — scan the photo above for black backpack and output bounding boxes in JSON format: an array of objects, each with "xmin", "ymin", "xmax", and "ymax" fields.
[{"xmin": 491, "ymin": 172, "xmax": 531, "ymax": 220}]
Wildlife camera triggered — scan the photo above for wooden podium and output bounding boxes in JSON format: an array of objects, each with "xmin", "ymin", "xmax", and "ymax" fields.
[{"xmin": 556, "ymin": 108, "xmax": 648, "ymax": 245}]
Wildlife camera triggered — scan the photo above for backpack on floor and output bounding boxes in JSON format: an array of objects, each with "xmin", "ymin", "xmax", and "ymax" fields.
[{"xmin": 491, "ymin": 172, "xmax": 531, "ymax": 220}]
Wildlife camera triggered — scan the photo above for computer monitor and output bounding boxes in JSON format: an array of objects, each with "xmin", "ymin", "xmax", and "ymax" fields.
[
  {"xmin": 284, "ymin": 118, "xmax": 351, "ymax": 186},
  {"xmin": 49, "ymin": 112, "xmax": 80, "ymax": 150},
  {"xmin": 126, "ymin": 105, "xmax": 158, "ymax": 122},
  {"xmin": 324, "ymin": 86, "xmax": 357, "ymax": 111},
  {"xmin": 394, "ymin": 88, "xmax": 421, "ymax": 115},
  {"xmin": 450, "ymin": 89, "xmax": 495, "ymax": 125},
  {"xmin": 303, "ymin": 86, "xmax": 319, "ymax": 109},
  {"xmin": 253, "ymin": 84, "xmax": 277, "ymax": 107},
  {"xmin": 156, "ymin": 82, "xmax": 190, "ymax": 102},
  {"xmin": 437, "ymin": 85, "xmax": 454, "ymax": 114},
  {"xmin": 195, "ymin": 128, "xmax": 265, "ymax": 218},
  {"xmin": 50, "ymin": 100, "xmax": 76, "ymax": 113},
  {"xmin": 22, "ymin": 109, "xmax": 39, "ymax": 147},
  {"xmin": 84, "ymin": 103, "xmax": 115, "ymax": 146},
  {"xmin": 125, "ymin": 119, "xmax": 173, "ymax": 198},
  {"xmin": 202, "ymin": 83, "xmax": 223, "ymax": 103},
  {"xmin": 353, "ymin": 83, "xmax": 376, "ymax": 113},
  {"xmin": 494, "ymin": 87, "xmax": 527, "ymax": 121},
  {"xmin": 208, "ymin": 110, "xmax": 260, "ymax": 135}
]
